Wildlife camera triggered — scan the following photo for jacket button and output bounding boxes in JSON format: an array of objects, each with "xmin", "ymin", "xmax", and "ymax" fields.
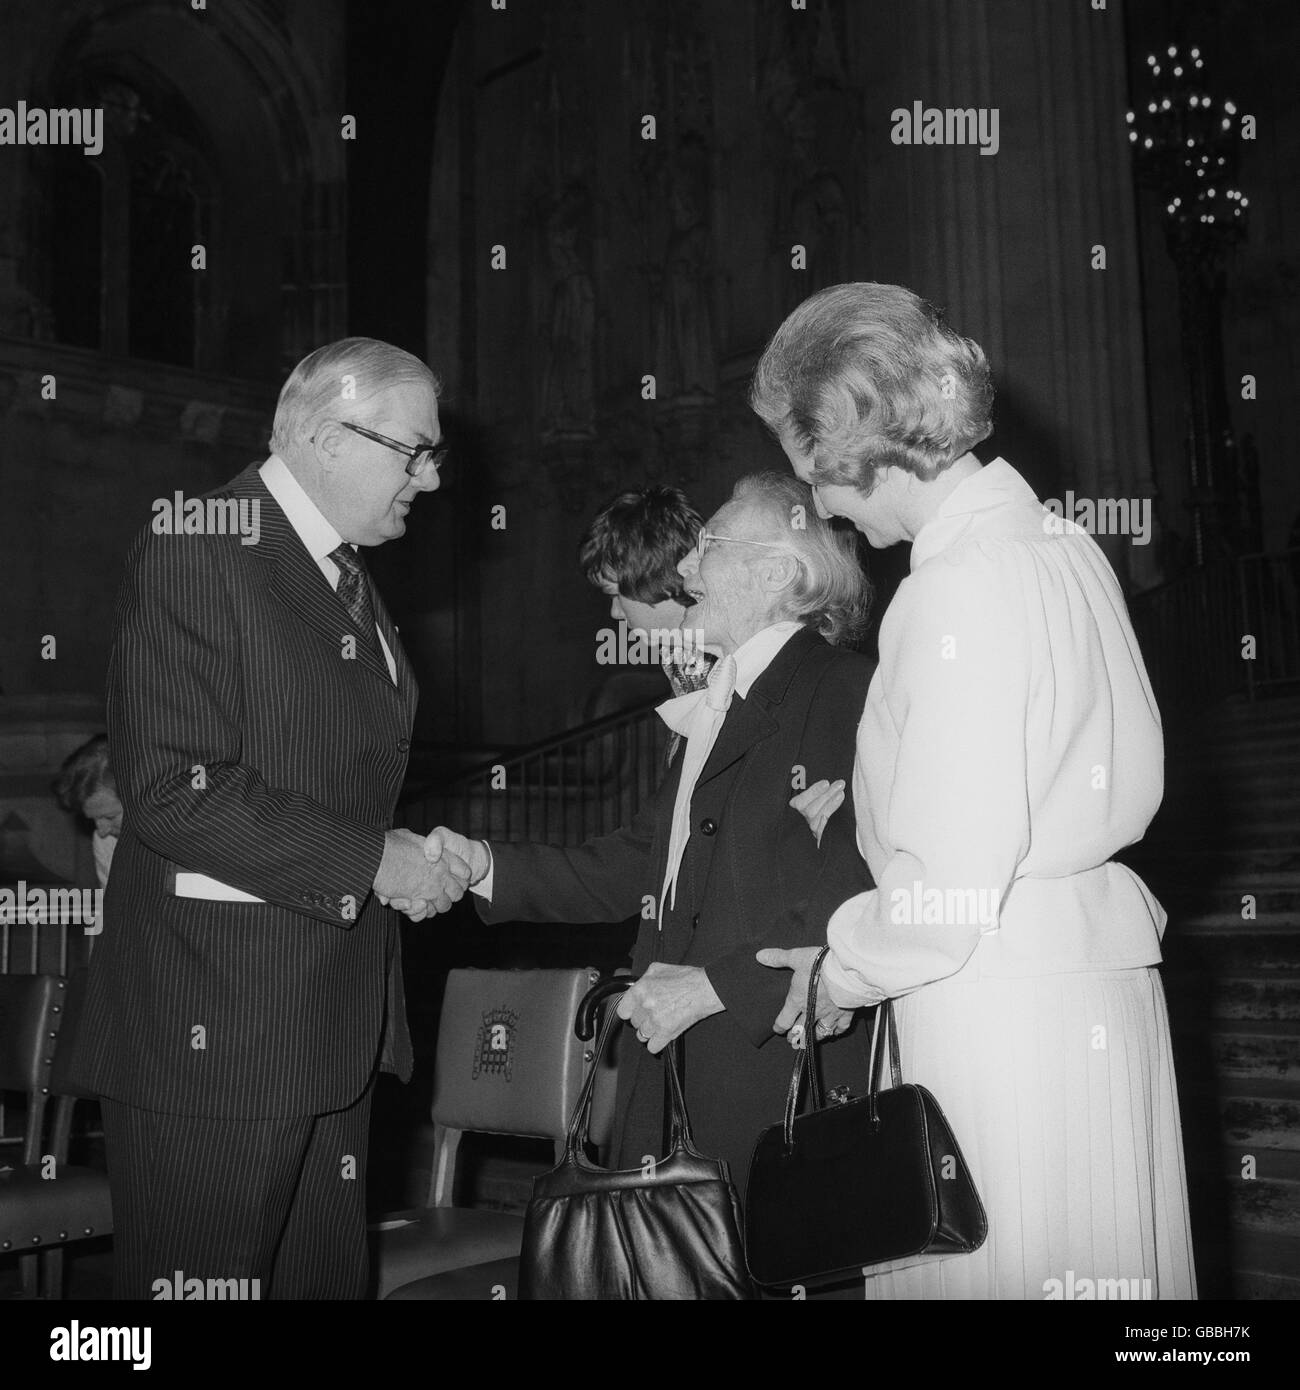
[
  {"xmin": 691, "ymin": 913, "xmax": 700, "ymax": 930},
  {"xmin": 397, "ymin": 738, "xmax": 410, "ymax": 752},
  {"xmin": 699, "ymin": 818, "xmax": 717, "ymax": 836}
]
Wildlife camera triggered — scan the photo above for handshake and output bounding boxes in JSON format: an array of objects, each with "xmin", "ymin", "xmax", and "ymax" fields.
[{"xmin": 374, "ymin": 826, "xmax": 490, "ymax": 922}]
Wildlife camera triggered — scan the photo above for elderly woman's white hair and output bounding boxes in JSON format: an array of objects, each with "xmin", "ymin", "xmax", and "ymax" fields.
[
  {"xmin": 731, "ymin": 471, "xmax": 872, "ymax": 647},
  {"xmin": 749, "ymin": 283, "xmax": 993, "ymax": 493},
  {"xmin": 269, "ymin": 337, "xmax": 440, "ymax": 456}
]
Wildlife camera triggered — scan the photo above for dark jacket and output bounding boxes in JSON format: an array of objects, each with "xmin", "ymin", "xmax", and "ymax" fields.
[
  {"xmin": 68, "ymin": 463, "xmax": 415, "ymax": 1117},
  {"xmin": 481, "ymin": 626, "xmax": 876, "ymax": 1202}
]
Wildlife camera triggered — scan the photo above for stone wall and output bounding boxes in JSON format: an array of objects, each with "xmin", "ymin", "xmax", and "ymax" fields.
[{"xmin": 429, "ymin": 0, "xmax": 1164, "ymax": 744}]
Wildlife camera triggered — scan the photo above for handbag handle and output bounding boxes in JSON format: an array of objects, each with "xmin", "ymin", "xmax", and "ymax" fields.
[
  {"xmin": 781, "ymin": 948, "xmax": 901, "ymax": 1147},
  {"xmin": 780, "ymin": 946, "xmax": 829, "ymax": 1148},
  {"xmin": 564, "ymin": 977, "xmax": 696, "ymax": 1161},
  {"xmin": 864, "ymin": 998, "xmax": 903, "ymax": 1126}
]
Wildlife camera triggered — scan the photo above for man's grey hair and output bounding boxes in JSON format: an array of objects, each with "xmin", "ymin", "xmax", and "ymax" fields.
[
  {"xmin": 269, "ymin": 337, "xmax": 440, "ymax": 456},
  {"xmin": 731, "ymin": 472, "xmax": 872, "ymax": 646}
]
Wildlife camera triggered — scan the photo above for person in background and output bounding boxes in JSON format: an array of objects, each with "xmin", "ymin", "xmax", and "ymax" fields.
[
  {"xmin": 579, "ymin": 485, "xmax": 845, "ymax": 833},
  {"xmin": 54, "ymin": 734, "xmax": 122, "ymax": 888},
  {"xmin": 580, "ymin": 484, "xmax": 712, "ymax": 699}
]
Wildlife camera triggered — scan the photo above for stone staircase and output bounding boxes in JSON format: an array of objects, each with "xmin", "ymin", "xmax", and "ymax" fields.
[{"xmin": 1125, "ymin": 693, "xmax": 1300, "ymax": 1298}]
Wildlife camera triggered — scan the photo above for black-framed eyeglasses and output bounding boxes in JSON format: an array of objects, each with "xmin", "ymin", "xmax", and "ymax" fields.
[{"xmin": 332, "ymin": 420, "xmax": 449, "ymax": 477}]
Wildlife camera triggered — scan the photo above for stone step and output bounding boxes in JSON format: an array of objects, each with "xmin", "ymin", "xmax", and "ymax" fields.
[
  {"xmin": 1229, "ymin": 1230, "xmax": 1300, "ymax": 1298},
  {"xmin": 1206, "ymin": 1022, "xmax": 1300, "ymax": 1082},
  {"xmin": 1219, "ymin": 1082, "xmax": 1300, "ymax": 1152},
  {"xmin": 1131, "ymin": 845, "xmax": 1300, "ymax": 876},
  {"xmin": 1167, "ymin": 906, "xmax": 1300, "ymax": 932},
  {"xmin": 1199, "ymin": 974, "xmax": 1300, "ymax": 1021},
  {"xmin": 1223, "ymin": 1150, "xmax": 1300, "ymax": 1235},
  {"xmin": 1164, "ymin": 934, "xmax": 1300, "ymax": 977},
  {"xmin": 1161, "ymin": 881, "xmax": 1300, "ymax": 915}
]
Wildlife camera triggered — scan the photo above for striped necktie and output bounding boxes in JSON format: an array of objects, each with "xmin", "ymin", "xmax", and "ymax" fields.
[{"xmin": 328, "ymin": 543, "xmax": 382, "ymax": 663}]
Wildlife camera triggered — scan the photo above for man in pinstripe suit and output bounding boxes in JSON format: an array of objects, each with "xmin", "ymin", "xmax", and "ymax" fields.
[{"xmin": 67, "ymin": 339, "xmax": 469, "ymax": 1300}]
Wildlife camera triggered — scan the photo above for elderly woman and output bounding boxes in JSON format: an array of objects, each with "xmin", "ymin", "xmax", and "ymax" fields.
[
  {"xmin": 754, "ymin": 283, "xmax": 1196, "ymax": 1299},
  {"xmin": 429, "ymin": 472, "xmax": 874, "ymax": 1211}
]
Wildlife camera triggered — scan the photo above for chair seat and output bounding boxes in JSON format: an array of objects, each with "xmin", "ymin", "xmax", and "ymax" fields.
[
  {"xmin": 0, "ymin": 1165, "xmax": 113, "ymax": 1246},
  {"xmin": 385, "ymin": 1255, "xmax": 520, "ymax": 1301},
  {"xmin": 369, "ymin": 1206, "xmax": 524, "ymax": 1300}
]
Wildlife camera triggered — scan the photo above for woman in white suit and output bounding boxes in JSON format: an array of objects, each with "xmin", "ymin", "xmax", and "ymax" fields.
[{"xmin": 753, "ymin": 283, "xmax": 1196, "ymax": 1300}]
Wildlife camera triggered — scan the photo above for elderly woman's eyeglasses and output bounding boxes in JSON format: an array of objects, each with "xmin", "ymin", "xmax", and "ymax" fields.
[
  {"xmin": 696, "ymin": 529, "xmax": 793, "ymax": 561},
  {"xmin": 332, "ymin": 420, "xmax": 449, "ymax": 477}
]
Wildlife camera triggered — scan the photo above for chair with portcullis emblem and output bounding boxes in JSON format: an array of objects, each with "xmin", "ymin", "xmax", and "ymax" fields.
[{"xmin": 372, "ymin": 966, "xmax": 621, "ymax": 1300}]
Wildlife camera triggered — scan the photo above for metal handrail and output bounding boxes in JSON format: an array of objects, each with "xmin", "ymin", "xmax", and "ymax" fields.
[
  {"xmin": 1129, "ymin": 549, "xmax": 1300, "ymax": 717},
  {"xmin": 400, "ymin": 695, "xmax": 670, "ymax": 847}
]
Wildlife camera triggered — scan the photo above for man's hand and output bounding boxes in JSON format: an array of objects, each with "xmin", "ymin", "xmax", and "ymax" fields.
[
  {"xmin": 383, "ymin": 827, "xmax": 490, "ymax": 922},
  {"xmin": 756, "ymin": 945, "xmax": 856, "ymax": 1050},
  {"xmin": 617, "ymin": 962, "xmax": 724, "ymax": 1054},
  {"xmin": 788, "ymin": 779, "xmax": 845, "ymax": 848},
  {"xmin": 374, "ymin": 828, "xmax": 469, "ymax": 920},
  {"xmin": 426, "ymin": 827, "xmax": 490, "ymax": 885}
]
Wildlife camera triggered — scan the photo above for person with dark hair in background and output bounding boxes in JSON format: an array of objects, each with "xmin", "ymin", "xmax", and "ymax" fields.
[
  {"xmin": 580, "ymin": 484, "xmax": 712, "ymax": 699},
  {"xmin": 54, "ymin": 734, "xmax": 122, "ymax": 888}
]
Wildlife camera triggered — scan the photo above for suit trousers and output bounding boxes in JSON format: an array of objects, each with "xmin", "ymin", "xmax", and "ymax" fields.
[{"xmin": 101, "ymin": 1077, "xmax": 375, "ymax": 1301}]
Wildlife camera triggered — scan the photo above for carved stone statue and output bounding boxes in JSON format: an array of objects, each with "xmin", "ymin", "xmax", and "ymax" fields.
[{"xmin": 539, "ymin": 188, "xmax": 596, "ymax": 440}]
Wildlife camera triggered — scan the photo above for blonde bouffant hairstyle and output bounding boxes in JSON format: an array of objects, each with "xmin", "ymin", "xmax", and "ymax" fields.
[{"xmin": 749, "ymin": 283, "xmax": 994, "ymax": 493}]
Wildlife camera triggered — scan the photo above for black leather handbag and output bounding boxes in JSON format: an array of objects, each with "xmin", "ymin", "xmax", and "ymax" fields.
[
  {"xmin": 745, "ymin": 948, "xmax": 987, "ymax": 1289},
  {"xmin": 518, "ymin": 978, "xmax": 756, "ymax": 1300}
]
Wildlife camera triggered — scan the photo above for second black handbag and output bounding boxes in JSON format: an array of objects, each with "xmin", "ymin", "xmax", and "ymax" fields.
[
  {"xmin": 745, "ymin": 947, "xmax": 987, "ymax": 1289},
  {"xmin": 517, "ymin": 977, "xmax": 756, "ymax": 1300}
]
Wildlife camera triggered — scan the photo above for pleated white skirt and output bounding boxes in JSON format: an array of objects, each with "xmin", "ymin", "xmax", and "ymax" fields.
[{"xmin": 859, "ymin": 964, "xmax": 1197, "ymax": 1301}]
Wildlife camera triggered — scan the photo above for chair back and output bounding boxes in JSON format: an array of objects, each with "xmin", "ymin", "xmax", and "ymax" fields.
[
  {"xmin": 433, "ymin": 967, "xmax": 602, "ymax": 1141},
  {"xmin": 0, "ymin": 973, "xmax": 65, "ymax": 1166}
]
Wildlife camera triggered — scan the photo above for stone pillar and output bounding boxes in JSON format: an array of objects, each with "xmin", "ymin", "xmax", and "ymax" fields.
[{"xmin": 876, "ymin": 0, "xmax": 1161, "ymax": 589}]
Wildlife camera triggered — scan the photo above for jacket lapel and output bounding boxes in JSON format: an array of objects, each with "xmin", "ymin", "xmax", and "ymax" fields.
[
  {"xmin": 695, "ymin": 626, "xmax": 820, "ymax": 787},
  {"xmin": 230, "ymin": 465, "xmax": 405, "ymax": 693},
  {"xmin": 369, "ymin": 581, "xmax": 419, "ymax": 722}
]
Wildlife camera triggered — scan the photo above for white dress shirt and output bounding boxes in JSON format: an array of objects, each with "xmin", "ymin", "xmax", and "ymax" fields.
[
  {"xmin": 259, "ymin": 455, "xmax": 397, "ymax": 683},
  {"xmin": 823, "ymin": 459, "xmax": 1167, "ymax": 1008}
]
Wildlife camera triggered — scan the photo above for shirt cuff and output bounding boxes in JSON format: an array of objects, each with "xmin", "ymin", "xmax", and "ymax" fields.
[{"xmin": 471, "ymin": 842, "xmax": 494, "ymax": 903}]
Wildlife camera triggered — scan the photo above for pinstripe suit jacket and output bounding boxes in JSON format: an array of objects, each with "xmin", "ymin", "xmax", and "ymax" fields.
[{"xmin": 68, "ymin": 462, "xmax": 416, "ymax": 1118}]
